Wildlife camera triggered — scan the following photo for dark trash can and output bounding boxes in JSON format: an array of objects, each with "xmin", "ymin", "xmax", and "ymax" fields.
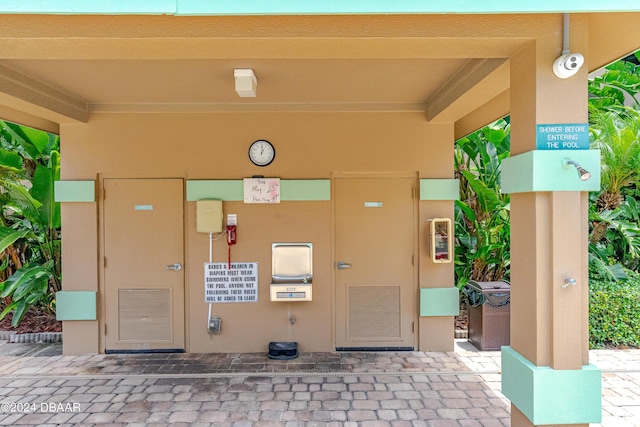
[
  {"xmin": 465, "ymin": 280, "xmax": 510, "ymax": 351},
  {"xmin": 268, "ymin": 341, "xmax": 298, "ymax": 360}
]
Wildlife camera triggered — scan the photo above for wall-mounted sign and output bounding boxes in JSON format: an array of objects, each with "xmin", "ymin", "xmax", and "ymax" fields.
[
  {"xmin": 536, "ymin": 123, "xmax": 589, "ymax": 150},
  {"xmin": 204, "ymin": 262, "xmax": 258, "ymax": 303},
  {"xmin": 134, "ymin": 204, "xmax": 154, "ymax": 211},
  {"xmin": 243, "ymin": 178, "xmax": 280, "ymax": 203},
  {"xmin": 364, "ymin": 202, "xmax": 383, "ymax": 208}
]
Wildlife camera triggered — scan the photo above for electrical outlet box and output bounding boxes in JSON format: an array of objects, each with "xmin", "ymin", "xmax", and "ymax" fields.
[
  {"xmin": 196, "ymin": 200, "xmax": 223, "ymax": 233},
  {"xmin": 208, "ymin": 316, "xmax": 221, "ymax": 334}
]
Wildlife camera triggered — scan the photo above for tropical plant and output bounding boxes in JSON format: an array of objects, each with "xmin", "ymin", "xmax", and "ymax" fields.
[
  {"xmin": 589, "ymin": 106, "xmax": 640, "ymax": 211},
  {"xmin": 588, "ymin": 199, "xmax": 640, "ymax": 280},
  {"xmin": 587, "ymin": 60, "xmax": 640, "ymax": 276},
  {"xmin": 0, "ymin": 120, "xmax": 60, "ymax": 326},
  {"xmin": 454, "ymin": 118, "xmax": 511, "ymax": 289},
  {"xmin": 588, "ymin": 52, "xmax": 640, "ymax": 110}
]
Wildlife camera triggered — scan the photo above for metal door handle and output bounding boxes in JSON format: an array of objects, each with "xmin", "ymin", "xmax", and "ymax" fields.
[
  {"xmin": 166, "ymin": 263, "xmax": 182, "ymax": 271},
  {"xmin": 336, "ymin": 261, "xmax": 351, "ymax": 270}
]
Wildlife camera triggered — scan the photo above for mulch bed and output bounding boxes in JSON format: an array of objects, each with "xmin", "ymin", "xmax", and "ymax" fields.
[
  {"xmin": 455, "ymin": 301, "xmax": 468, "ymax": 331},
  {"xmin": 0, "ymin": 305, "xmax": 62, "ymax": 334}
]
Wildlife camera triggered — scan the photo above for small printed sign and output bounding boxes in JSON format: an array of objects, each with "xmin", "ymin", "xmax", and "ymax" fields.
[
  {"xmin": 243, "ymin": 178, "xmax": 280, "ymax": 203},
  {"xmin": 134, "ymin": 204, "xmax": 154, "ymax": 211},
  {"xmin": 364, "ymin": 202, "xmax": 383, "ymax": 208},
  {"xmin": 536, "ymin": 123, "xmax": 589, "ymax": 150},
  {"xmin": 204, "ymin": 262, "xmax": 258, "ymax": 303}
]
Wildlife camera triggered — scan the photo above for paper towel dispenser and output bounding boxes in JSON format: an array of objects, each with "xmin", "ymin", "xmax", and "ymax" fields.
[{"xmin": 270, "ymin": 243, "xmax": 313, "ymax": 301}]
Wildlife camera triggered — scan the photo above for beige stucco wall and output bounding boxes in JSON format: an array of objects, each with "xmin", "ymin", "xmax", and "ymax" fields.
[
  {"xmin": 60, "ymin": 202, "xmax": 100, "ymax": 355},
  {"xmin": 60, "ymin": 111, "xmax": 454, "ymax": 353},
  {"xmin": 418, "ymin": 200, "xmax": 455, "ymax": 351},
  {"xmin": 61, "ymin": 112, "xmax": 449, "ymax": 178}
]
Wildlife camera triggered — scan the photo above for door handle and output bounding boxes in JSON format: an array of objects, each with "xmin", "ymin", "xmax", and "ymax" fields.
[
  {"xmin": 166, "ymin": 263, "xmax": 182, "ymax": 271},
  {"xmin": 336, "ymin": 261, "xmax": 351, "ymax": 270}
]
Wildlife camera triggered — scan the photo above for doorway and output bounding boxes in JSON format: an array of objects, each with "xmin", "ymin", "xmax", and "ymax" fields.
[
  {"xmin": 103, "ymin": 178, "xmax": 185, "ymax": 352},
  {"xmin": 334, "ymin": 174, "xmax": 417, "ymax": 350}
]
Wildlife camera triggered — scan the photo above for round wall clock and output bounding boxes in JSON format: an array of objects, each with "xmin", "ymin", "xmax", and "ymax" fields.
[{"xmin": 248, "ymin": 139, "xmax": 276, "ymax": 167}]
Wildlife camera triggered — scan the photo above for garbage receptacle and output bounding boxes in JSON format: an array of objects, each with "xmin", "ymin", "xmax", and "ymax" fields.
[{"xmin": 465, "ymin": 280, "xmax": 510, "ymax": 351}]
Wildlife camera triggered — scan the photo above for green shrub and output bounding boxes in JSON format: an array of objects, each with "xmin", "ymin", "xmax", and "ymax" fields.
[{"xmin": 589, "ymin": 274, "xmax": 640, "ymax": 348}]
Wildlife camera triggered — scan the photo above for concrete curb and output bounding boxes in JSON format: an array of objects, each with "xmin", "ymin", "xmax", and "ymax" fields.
[
  {"xmin": 4, "ymin": 330, "xmax": 466, "ymax": 344},
  {"xmin": 0, "ymin": 331, "xmax": 15, "ymax": 341},
  {"xmin": 0, "ymin": 331, "xmax": 62, "ymax": 343}
]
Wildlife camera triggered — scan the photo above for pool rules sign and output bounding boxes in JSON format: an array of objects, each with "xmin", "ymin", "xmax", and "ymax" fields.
[{"xmin": 204, "ymin": 262, "xmax": 258, "ymax": 303}]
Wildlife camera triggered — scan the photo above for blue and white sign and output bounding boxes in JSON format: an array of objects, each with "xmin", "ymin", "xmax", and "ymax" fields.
[{"xmin": 536, "ymin": 123, "xmax": 589, "ymax": 150}]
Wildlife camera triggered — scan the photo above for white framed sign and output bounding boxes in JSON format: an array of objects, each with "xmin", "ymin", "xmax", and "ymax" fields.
[
  {"xmin": 204, "ymin": 262, "xmax": 258, "ymax": 303},
  {"xmin": 243, "ymin": 178, "xmax": 280, "ymax": 203}
]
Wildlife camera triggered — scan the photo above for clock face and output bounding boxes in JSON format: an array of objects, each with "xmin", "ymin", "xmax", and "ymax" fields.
[{"xmin": 248, "ymin": 140, "xmax": 275, "ymax": 166}]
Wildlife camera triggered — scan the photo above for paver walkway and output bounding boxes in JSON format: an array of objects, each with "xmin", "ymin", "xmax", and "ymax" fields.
[{"xmin": 0, "ymin": 339, "xmax": 637, "ymax": 426}]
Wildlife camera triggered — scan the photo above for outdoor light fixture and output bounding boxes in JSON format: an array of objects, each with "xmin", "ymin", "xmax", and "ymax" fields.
[
  {"xmin": 563, "ymin": 158, "xmax": 591, "ymax": 181},
  {"xmin": 552, "ymin": 14, "xmax": 584, "ymax": 79},
  {"xmin": 234, "ymin": 68, "xmax": 257, "ymax": 97}
]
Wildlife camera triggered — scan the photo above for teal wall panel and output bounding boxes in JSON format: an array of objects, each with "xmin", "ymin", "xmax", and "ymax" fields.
[
  {"xmin": 176, "ymin": 0, "xmax": 640, "ymax": 15},
  {"xmin": 280, "ymin": 180, "xmax": 330, "ymax": 201},
  {"xmin": 420, "ymin": 287, "xmax": 460, "ymax": 316},
  {"xmin": 54, "ymin": 180, "xmax": 95, "ymax": 202},
  {"xmin": 501, "ymin": 346, "xmax": 602, "ymax": 425},
  {"xmin": 56, "ymin": 291, "xmax": 97, "ymax": 321},
  {"xmin": 1, "ymin": 0, "xmax": 637, "ymax": 15},
  {"xmin": 186, "ymin": 180, "xmax": 243, "ymax": 201},
  {"xmin": 0, "ymin": 0, "xmax": 175, "ymax": 14},
  {"xmin": 187, "ymin": 179, "xmax": 331, "ymax": 201},
  {"xmin": 501, "ymin": 150, "xmax": 601, "ymax": 193},
  {"xmin": 420, "ymin": 179, "xmax": 459, "ymax": 201}
]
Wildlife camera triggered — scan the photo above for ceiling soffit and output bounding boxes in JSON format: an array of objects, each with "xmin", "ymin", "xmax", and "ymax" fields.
[{"xmin": 0, "ymin": 14, "xmax": 543, "ymax": 123}]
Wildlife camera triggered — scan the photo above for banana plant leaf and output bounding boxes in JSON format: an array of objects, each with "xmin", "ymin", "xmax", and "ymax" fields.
[
  {"xmin": 460, "ymin": 170, "xmax": 504, "ymax": 214},
  {"xmin": 0, "ymin": 300, "xmax": 29, "ymax": 327},
  {"xmin": 0, "ymin": 227, "xmax": 30, "ymax": 253},
  {"xmin": 30, "ymin": 151, "xmax": 61, "ymax": 229},
  {"xmin": 0, "ymin": 261, "xmax": 53, "ymax": 300},
  {"xmin": 0, "ymin": 149, "xmax": 23, "ymax": 174},
  {"xmin": 0, "ymin": 180, "xmax": 43, "ymax": 225},
  {"xmin": 0, "ymin": 120, "xmax": 51, "ymax": 160}
]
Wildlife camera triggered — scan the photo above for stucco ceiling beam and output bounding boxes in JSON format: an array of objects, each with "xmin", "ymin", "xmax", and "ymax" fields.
[
  {"xmin": 0, "ymin": 104, "xmax": 60, "ymax": 134},
  {"xmin": 455, "ymin": 90, "xmax": 510, "ymax": 140},
  {"xmin": 425, "ymin": 58, "xmax": 507, "ymax": 122},
  {"xmin": 0, "ymin": 14, "xmax": 566, "ymax": 40},
  {"xmin": 0, "ymin": 38, "xmax": 526, "ymax": 60},
  {"xmin": 89, "ymin": 102, "xmax": 429, "ymax": 113},
  {"xmin": 588, "ymin": 13, "xmax": 640, "ymax": 71},
  {"xmin": 0, "ymin": 64, "xmax": 88, "ymax": 123}
]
